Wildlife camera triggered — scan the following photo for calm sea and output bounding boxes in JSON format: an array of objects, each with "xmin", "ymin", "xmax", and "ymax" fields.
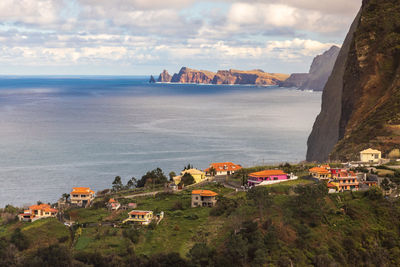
[{"xmin": 0, "ymin": 76, "xmax": 321, "ymax": 206}]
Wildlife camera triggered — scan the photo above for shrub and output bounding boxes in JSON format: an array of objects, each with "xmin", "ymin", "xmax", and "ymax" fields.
[{"xmin": 10, "ymin": 228, "xmax": 29, "ymax": 251}]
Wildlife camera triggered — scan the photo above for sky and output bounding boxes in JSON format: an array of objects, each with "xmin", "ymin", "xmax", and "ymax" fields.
[{"xmin": 0, "ymin": 0, "xmax": 361, "ymax": 75}]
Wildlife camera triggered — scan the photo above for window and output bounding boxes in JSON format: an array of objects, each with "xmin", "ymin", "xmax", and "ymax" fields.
[
  {"xmin": 274, "ymin": 177, "xmax": 278, "ymax": 180},
  {"xmin": 374, "ymin": 154, "xmax": 379, "ymax": 159}
]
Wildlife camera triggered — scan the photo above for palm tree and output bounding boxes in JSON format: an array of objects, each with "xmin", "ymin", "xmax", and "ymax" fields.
[{"xmin": 62, "ymin": 193, "xmax": 70, "ymax": 203}]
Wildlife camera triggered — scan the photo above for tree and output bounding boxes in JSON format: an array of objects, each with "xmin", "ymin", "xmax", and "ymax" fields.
[
  {"xmin": 126, "ymin": 177, "xmax": 137, "ymax": 189},
  {"xmin": 137, "ymin": 168, "xmax": 168, "ymax": 188},
  {"xmin": 62, "ymin": 193, "xmax": 70, "ymax": 202},
  {"xmin": 187, "ymin": 243, "xmax": 215, "ymax": 267},
  {"xmin": 209, "ymin": 167, "xmax": 216, "ymax": 177},
  {"xmin": 381, "ymin": 178, "xmax": 391, "ymax": 192},
  {"xmin": 180, "ymin": 173, "xmax": 195, "ymax": 186},
  {"xmin": 247, "ymin": 186, "xmax": 272, "ymax": 219},
  {"xmin": 112, "ymin": 176, "xmax": 123, "ymax": 192},
  {"xmin": 169, "ymin": 171, "xmax": 176, "ymax": 181}
]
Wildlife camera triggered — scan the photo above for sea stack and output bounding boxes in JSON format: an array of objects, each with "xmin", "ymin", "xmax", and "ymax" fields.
[
  {"xmin": 157, "ymin": 70, "xmax": 172, "ymax": 83},
  {"xmin": 149, "ymin": 75, "xmax": 156, "ymax": 83}
]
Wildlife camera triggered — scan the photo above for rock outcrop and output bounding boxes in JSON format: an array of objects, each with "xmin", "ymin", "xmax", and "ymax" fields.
[
  {"xmin": 157, "ymin": 70, "xmax": 172, "ymax": 82},
  {"xmin": 155, "ymin": 67, "xmax": 289, "ymax": 85},
  {"xmin": 280, "ymin": 46, "xmax": 340, "ymax": 91},
  {"xmin": 149, "ymin": 75, "xmax": 156, "ymax": 83},
  {"xmin": 171, "ymin": 67, "xmax": 216, "ymax": 83},
  {"xmin": 307, "ymin": 0, "xmax": 400, "ymax": 162}
]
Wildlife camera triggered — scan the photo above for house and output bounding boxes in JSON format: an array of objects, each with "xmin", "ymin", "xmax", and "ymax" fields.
[
  {"xmin": 173, "ymin": 168, "xmax": 206, "ymax": 185},
  {"xmin": 107, "ymin": 198, "xmax": 121, "ymax": 211},
  {"xmin": 309, "ymin": 166, "xmax": 331, "ymax": 180},
  {"xmin": 123, "ymin": 210, "xmax": 154, "ymax": 225},
  {"xmin": 70, "ymin": 187, "xmax": 95, "ymax": 207},
  {"xmin": 247, "ymin": 170, "xmax": 294, "ymax": 187},
  {"xmin": 335, "ymin": 170, "xmax": 359, "ymax": 192},
  {"xmin": 191, "ymin": 190, "xmax": 218, "ymax": 207},
  {"xmin": 360, "ymin": 148, "xmax": 382, "ymax": 163},
  {"xmin": 204, "ymin": 162, "xmax": 242, "ymax": 176},
  {"xmin": 18, "ymin": 204, "xmax": 58, "ymax": 222}
]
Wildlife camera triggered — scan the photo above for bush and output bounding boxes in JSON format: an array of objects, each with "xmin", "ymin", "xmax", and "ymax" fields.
[
  {"xmin": 123, "ymin": 227, "xmax": 141, "ymax": 244},
  {"xmin": 10, "ymin": 228, "xmax": 29, "ymax": 251}
]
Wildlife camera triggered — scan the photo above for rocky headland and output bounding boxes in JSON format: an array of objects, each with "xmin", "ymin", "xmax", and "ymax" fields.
[{"xmin": 152, "ymin": 67, "xmax": 289, "ymax": 86}]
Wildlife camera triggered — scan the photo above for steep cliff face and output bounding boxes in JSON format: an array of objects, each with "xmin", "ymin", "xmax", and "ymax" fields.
[
  {"xmin": 307, "ymin": 0, "xmax": 400, "ymax": 162},
  {"xmin": 280, "ymin": 46, "xmax": 339, "ymax": 91},
  {"xmin": 279, "ymin": 73, "xmax": 310, "ymax": 88},
  {"xmin": 157, "ymin": 70, "xmax": 172, "ymax": 82},
  {"xmin": 149, "ymin": 75, "xmax": 156, "ymax": 83},
  {"xmin": 300, "ymin": 46, "xmax": 340, "ymax": 91},
  {"xmin": 306, "ymin": 10, "xmax": 361, "ymax": 162},
  {"xmin": 170, "ymin": 67, "xmax": 216, "ymax": 83}
]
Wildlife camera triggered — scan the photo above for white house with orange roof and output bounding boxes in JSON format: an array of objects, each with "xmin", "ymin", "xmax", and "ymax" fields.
[
  {"xmin": 107, "ymin": 198, "xmax": 121, "ymax": 211},
  {"xmin": 70, "ymin": 187, "xmax": 95, "ymax": 207},
  {"xmin": 18, "ymin": 204, "xmax": 58, "ymax": 222},
  {"xmin": 205, "ymin": 162, "xmax": 242, "ymax": 176}
]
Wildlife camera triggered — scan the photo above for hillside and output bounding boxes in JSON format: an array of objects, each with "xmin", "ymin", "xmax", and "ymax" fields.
[
  {"xmin": 2, "ymin": 166, "xmax": 400, "ymax": 266},
  {"xmin": 307, "ymin": 0, "xmax": 400, "ymax": 162}
]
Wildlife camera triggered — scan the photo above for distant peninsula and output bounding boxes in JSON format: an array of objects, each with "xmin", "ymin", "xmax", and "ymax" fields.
[{"xmin": 150, "ymin": 67, "xmax": 290, "ymax": 86}]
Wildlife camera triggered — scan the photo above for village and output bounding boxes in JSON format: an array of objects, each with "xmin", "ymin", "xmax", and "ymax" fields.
[{"xmin": 14, "ymin": 147, "xmax": 399, "ymax": 228}]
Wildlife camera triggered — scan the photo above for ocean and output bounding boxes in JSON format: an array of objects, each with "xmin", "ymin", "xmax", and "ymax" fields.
[{"xmin": 0, "ymin": 76, "xmax": 321, "ymax": 206}]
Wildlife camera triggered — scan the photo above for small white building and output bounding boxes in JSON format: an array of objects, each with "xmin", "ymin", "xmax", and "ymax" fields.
[{"xmin": 360, "ymin": 148, "xmax": 382, "ymax": 163}]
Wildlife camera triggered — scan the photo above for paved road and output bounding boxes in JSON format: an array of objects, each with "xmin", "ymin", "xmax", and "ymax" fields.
[{"xmin": 122, "ymin": 191, "xmax": 161, "ymax": 199}]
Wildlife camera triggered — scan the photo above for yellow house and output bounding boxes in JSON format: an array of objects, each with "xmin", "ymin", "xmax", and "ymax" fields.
[
  {"xmin": 309, "ymin": 166, "xmax": 331, "ymax": 180},
  {"xmin": 123, "ymin": 210, "xmax": 154, "ymax": 225},
  {"xmin": 173, "ymin": 168, "xmax": 206, "ymax": 185},
  {"xmin": 360, "ymin": 148, "xmax": 382, "ymax": 163}
]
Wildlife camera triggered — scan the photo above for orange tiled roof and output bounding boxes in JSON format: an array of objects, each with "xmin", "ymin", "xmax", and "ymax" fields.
[
  {"xmin": 29, "ymin": 204, "xmax": 58, "ymax": 213},
  {"xmin": 71, "ymin": 187, "xmax": 95, "ymax": 195},
  {"xmin": 192, "ymin": 190, "xmax": 218, "ymax": 197},
  {"xmin": 109, "ymin": 198, "xmax": 117, "ymax": 203},
  {"xmin": 248, "ymin": 170, "xmax": 287, "ymax": 177},
  {"xmin": 309, "ymin": 167, "xmax": 330, "ymax": 174},
  {"xmin": 205, "ymin": 162, "xmax": 242, "ymax": 172},
  {"xmin": 129, "ymin": 210, "xmax": 152, "ymax": 216},
  {"xmin": 327, "ymin": 183, "xmax": 337, "ymax": 188}
]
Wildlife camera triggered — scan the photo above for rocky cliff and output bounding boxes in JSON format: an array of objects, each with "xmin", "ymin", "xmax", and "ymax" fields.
[
  {"xmin": 155, "ymin": 67, "xmax": 289, "ymax": 85},
  {"xmin": 149, "ymin": 75, "xmax": 156, "ymax": 83},
  {"xmin": 300, "ymin": 46, "xmax": 340, "ymax": 91},
  {"xmin": 280, "ymin": 46, "xmax": 340, "ymax": 91},
  {"xmin": 212, "ymin": 69, "xmax": 288, "ymax": 85},
  {"xmin": 157, "ymin": 70, "xmax": 172, "ymax": 82},
  {"xmin": 307, "ymin": 0, "xmax": 400, "ymax": 162},
  {"xmin": 171, "ymin": 67, "xmax": 216, "ymax": 83}
]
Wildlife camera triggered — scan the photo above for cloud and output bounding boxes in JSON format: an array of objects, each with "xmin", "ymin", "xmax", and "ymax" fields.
[
  {"xmin": 0, "ymin": 0, "xmax": 64, "ymax": 25},
  {"xmin": 0, "ymin": 0, "xmax": 361, "ymax": 74}
]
